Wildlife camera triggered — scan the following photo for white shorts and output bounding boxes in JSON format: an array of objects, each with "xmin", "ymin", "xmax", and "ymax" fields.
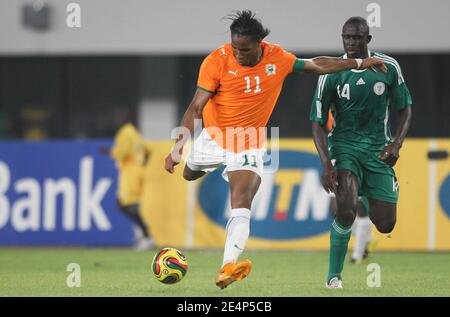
[{"xmin": 186, "ymin": 129, "xmax": 265, "ymax": 182}]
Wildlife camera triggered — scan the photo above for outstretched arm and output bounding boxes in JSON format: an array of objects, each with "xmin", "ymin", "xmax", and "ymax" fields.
[
  {"xmin": 303, "ymin": 56, "xmax": 387, "ymax": 75},
  {"xmin": 164, "ymin": 88, "xmax": 212, "ymax": 173},
  {"xmin": 312, "ymin": 121, "xmax": 338, "ymax": 193},
  {"xmin": 379, "ymin": 106, "xmax": 412, "ymax": 167}
]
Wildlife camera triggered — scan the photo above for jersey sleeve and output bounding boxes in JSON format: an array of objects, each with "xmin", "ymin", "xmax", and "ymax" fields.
[
  {"xmin": 389, "ymin": 62, "xmax": 412, "ymax": 110},
  {"xmin": 310, "ymin": 74, "xmax": 335, "ymax": 125},
  {"xmin": 197, "ymin": 54, "xmax": 220, "ymax": 93},
  {"xmin": 281, "ymin": 49, "xmax": 304, "ymax": 75},
  {"xmin": 292, "ymin": 58, "xmax": 305, "ymax": 74}
]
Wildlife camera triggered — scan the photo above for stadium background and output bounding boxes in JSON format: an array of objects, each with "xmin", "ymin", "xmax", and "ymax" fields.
[{"xmin": 1, "ymin": 0, "xmax": 450, "ymax": 253}]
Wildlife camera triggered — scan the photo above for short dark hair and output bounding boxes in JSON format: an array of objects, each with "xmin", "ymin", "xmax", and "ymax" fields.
[
  {"xmin": 343, "ymin": 16, "xmax": 370, "ymax": 34},
  {"xmin": 227, "ymin": 10, "xmax": 270, "ymax": 42}
]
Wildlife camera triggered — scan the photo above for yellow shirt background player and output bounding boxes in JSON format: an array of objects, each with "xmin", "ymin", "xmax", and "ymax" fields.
[
  {"xmin": 111, "ymin": 123, "xmax": 146, "ymax": 206},
  {"xmin": 109, "ymin": 123, "xmax": 155, "ymax": 250}
]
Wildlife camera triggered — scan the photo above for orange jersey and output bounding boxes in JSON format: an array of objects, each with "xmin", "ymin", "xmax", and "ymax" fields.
[
  {"xmin": 197, "ymin": 41, "xmax": 302, "ymax": 152},
  {"xmin": 326, "ymin": 110, "xmax": 334, "ymax": 132}
]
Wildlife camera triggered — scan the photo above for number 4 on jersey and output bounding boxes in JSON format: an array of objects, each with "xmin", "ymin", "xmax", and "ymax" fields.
[{"xmin": 337, "ymin": 83, "xmax": 350, "ymax": 100}]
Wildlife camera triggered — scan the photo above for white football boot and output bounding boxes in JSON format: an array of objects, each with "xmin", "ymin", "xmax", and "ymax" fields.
[
  {"xmin": 135, "ymin": 237, "xmax": 156, "ymax": 251},
  {"xmin": 325, "ymin": 277, "xmax": 343, "ymax": 289}
]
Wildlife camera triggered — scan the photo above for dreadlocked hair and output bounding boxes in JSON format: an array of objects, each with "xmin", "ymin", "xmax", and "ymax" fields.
[{"xmin": 227, "ymin": 10, "xmax": 270, "ymax": 42}]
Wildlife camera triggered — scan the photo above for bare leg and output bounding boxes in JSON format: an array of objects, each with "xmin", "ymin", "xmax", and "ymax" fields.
[
  {"xmin": 335, "ymin": 170, "xmax": 359, "ymax": 227},
  {"xmin": 368, "ymin": 199, "xmax": 396, "ymax": 234},
  {"xmin": 228, "ymin": 170, "xmax": 261, "ymax": 209}
]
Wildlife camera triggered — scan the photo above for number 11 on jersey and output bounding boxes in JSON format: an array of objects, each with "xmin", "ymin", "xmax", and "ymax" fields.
[
  {"xmin": 243, "ymin": 154, "xmax": 258, "ymax": 167},
  {"xmin": 244, "ymin": 76, "xmax": 261, "ymax": 93}
]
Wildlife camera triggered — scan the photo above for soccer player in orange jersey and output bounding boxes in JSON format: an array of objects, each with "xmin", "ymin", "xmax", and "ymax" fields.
[{"xmin": 164, "ymin": 10, "xmax": 386, "ymax": 289}]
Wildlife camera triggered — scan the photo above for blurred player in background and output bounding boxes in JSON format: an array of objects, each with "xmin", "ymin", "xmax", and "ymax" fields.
[
  {"xmin": 164, "ymin": 10, "xmax": 387, "ymax": 289},
  {"xmin": 102, "ymin": 123, "xmax": 155, "ymax": 250},
  {"xmin": 327, "ymin": 111, "xmax": 377, "ymax": 264},
  {"xmin": 310, "ymin": 17, "xmax": 412, "ymax": 288},
  {"xmin": 349, "ymin": 196, "xmax": 377, "ymax": 263}
]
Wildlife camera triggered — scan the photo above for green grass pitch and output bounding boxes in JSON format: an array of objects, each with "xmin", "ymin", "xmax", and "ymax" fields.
[{"xmin": 0, "ymin": 248, "xmax": 449, "ymax": 297}]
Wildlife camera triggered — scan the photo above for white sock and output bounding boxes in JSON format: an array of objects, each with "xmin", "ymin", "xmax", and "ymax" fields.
[
  {"xmin": 222, "ymin": 208, "xmax": 251, "ymax": 267},
  {"xmin": 352, "ymin": 216, "xmax": 372, "ymax": 261}
]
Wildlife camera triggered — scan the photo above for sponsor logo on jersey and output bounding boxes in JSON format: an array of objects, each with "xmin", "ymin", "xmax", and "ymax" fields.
[
  {"xmin": 356, "ymin": 78, "xmax": 366, "ymax": 85},
  {"xmin": 265, "ymin": 64, "xmax": 276, "ymax": 76},
  {"xmin": 373, "ymin": 82, "xmax": 385, "ymax": 95},
  {"xmin": 439, "ymin": 174, "xmax": 450, "ymax": 219},
  {"xmin": 198, "ymin": 150, "xmax": 333, "ymax": 240}
]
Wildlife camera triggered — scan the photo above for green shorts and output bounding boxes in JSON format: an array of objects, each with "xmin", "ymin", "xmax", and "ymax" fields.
[{"xmin": 330, "ymin": 146, "xmax": 399, "ymax": 204}]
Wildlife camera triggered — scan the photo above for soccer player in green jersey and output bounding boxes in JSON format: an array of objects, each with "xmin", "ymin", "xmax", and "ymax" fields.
[{"xmin": 310, "ymin": 17, "xmax": 412, "ymax": 288}]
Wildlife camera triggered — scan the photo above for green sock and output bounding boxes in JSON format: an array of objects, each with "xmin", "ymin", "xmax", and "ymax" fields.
[{"xmin": 327, "ymin": 219, "xmax": 352, "ymax": 283}]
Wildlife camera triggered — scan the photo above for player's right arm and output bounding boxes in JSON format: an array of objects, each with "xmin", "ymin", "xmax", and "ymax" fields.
[
  {"xmin": 164, "ymin": 88, "xmax": 212, "ymax": 173},
  {"xmin": 312, "ymin": 122, "xmax": 337, "ymax": 193},
  {"xmin": 310, "ymin": 75, "xmax": 338, "ymax": 193},
  {"xmin": 165, "ymin": 52, "xmax": 220, "ymax": 174}
]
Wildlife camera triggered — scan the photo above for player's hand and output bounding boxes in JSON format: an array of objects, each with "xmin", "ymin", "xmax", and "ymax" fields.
[
  {"xmin": 164, "ymin": 152, "xmax": 180, "ymax": 174},
  {"xmin": 379, "ymin": 142, "xmax": 401, "ymax": 167},
  {"xmin": 361, "ymin": 57, "xmax": 387, "ymax": 73},
  {"xmin": 322, "ymin": 161, "xmax": 338, "ymax": 193}
]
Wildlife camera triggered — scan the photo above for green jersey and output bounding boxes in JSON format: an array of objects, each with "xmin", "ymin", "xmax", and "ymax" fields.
[{"xmin": 310, "ymin": 51, "xmax": 412, "ymax": 152}]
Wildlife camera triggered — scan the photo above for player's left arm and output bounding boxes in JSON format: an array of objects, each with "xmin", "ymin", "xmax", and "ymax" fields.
[
  {"xmin": 379, "ymin": 61, "xmax": 413, "ymax": 167},
  {"xmin": 379, "ymin": 106, "xmax": 412, "ymax": 167},
  {"xmin": 302, "ymin": 56, "xmax": 387, "ymax": 74}
]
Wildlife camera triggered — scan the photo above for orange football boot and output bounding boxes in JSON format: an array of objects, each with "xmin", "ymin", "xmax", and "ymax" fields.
[{"xmin": 215, "ymin": 259, "xmax": 252, "ymax": 289}]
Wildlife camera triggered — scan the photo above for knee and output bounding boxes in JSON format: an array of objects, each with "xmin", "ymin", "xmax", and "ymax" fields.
[
  {"xmin": 183, "ymin": 169, "xmax": 200, "ymax": 181},
  {"xmin": 230, "ymin": 191, "xmax": 253, "ymax": 209},
  {"xmin": 183, "ymin": 170, "xmax": 194, "ymax": 181},
  {"xmin": 375, "ymin": 221, "xmax": 396, "ymax": 234},
  {"xmin": 335, "ymin": 201, "xmax": 357, "ymax": 227},
  {"xmin": 336, "ymin": 211, "xmax": 356, "ymax": 228}
]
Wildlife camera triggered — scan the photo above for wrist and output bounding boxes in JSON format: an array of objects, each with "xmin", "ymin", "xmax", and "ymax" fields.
[
  {"xmin": 322, "ymin": 159, "xmax": 333, "ymax": 168},
  {"xmin": 392, "ymin": 139, "xmax": 403, "ymax": 148},
  {"xmin": 355, "ymin": 58, "xmax": 363, "ymax": 69}
]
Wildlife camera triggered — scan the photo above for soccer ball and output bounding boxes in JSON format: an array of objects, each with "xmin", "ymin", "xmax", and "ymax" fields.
[{"xmin": 151, "ymin": 247, "xmax": 188, "ymax": 284}]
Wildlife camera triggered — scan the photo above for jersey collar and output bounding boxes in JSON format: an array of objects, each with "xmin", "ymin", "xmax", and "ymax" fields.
[
  {"xmin": 342, "ymin": 50, "xmax": 372, "ymax": 59},
  {"xmin": 343, "ymin": 50, "xmax": 372, "ymax": 73}
]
